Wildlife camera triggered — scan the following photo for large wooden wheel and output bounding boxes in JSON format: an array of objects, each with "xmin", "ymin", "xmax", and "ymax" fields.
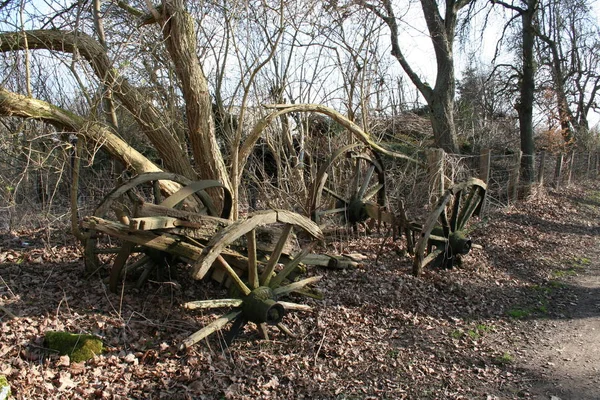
[
  {"xmin": 412, "ymin": 178, "xmax": 487, "ymax": 275},
  {"xmin": 83, "ymin": 172, "xmax": 232, "ymax": 291},
  {"xmin": 181, "ymin": 209, "xmax": 323, "ymax": 347},
  {"xmin": 306, "ymin": 143, "xmax": 386, "ymax": 230}
]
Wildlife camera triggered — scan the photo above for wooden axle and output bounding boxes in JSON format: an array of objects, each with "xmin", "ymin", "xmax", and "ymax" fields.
[
  {"xmin": 448, "ymin": 230, "xmax": 472, "ymax": 255},
  {"xmin": 429, "ymin": 227, "xmax": 472, "ymax": 255},
  {"xmin": 241, "ymin": 286, "xmax": 285, "ymax": 325}
]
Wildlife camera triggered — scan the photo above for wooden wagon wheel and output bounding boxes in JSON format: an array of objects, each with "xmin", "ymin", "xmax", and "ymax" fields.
[
  {"xmin": 181, "ymin": 209, "xmax": 323, "ymax": 347},
  {"xmin": 83, "ymin": 172, "xmax": 232, "ymax": 291},
  {"xmin": 412, "ymin": 178, "xmax": 487, "ymax": 276},
  {"xmin": 306, "ymin": 143, "xmax": 386, "ymax": 230}
]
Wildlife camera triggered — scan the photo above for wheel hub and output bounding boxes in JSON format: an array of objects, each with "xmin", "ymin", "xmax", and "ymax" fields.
[{"xmin": 241, "ymin": 286, "xmax": 285, "ymax": 325}]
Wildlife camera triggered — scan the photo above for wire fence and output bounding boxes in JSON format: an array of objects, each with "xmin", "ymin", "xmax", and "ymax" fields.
[
  {"xmin": 1, "ymin": 126, "xmax": 597, "ymax": 234},
  {"xmin": 443, "ymin": 148, "xmax": 597, "ymax": 213}
]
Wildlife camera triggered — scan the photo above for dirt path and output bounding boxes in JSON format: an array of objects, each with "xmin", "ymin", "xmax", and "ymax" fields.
[{"xmin": 520, "ymin": 258, "xmax": 600, "ymax": 399}]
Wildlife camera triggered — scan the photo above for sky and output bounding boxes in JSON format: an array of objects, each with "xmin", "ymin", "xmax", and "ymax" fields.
[
  {"xmin": 396, "ymin": 0, "xmax": 600, "ymax": 129},
  {"xmin": 4, "ymin": 0, "xmax": 599, "ymax": 129}
]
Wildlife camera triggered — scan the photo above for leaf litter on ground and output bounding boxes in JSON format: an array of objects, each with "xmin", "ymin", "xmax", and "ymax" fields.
[{"xmin": 1, "ymin": 182, "xmax": 600, "ymax": 398}]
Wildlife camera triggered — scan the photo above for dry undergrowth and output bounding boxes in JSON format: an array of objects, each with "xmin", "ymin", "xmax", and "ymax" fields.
[{"xmin": 1, "ymin": 182, "xmax": 599, "ymax": 399}]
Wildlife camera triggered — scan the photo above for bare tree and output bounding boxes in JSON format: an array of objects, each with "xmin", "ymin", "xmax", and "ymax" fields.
[
  {"xmin": 456, "ymin": 63, "xmax": 518, "ymax": 149},
  {"xmin": 535, "ymin": 0, "xmax": 600, "ymax": 142},
  {"xmin": 0, "ymin": 0, "xmax": 249, "ymax": 210},
  {"xmin": 492, "ymin": 0, "xmax": 539, "ymax": 187},
  {"xmin": 357, "ymin": 0, "xmax": 476, "ymax": 153}
]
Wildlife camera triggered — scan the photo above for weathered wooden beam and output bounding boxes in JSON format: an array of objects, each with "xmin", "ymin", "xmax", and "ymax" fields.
[
  {"xmin": 82, "ymin": 216, "xmax": 246, "ymax": 271},
  {"xmin": 301, "ymin": 253, "xmax": 360, "ymax": 269},
  {"xmin": 83, "ymin": 216, "xmax": 204, "ymax": 260},
  {"xmin": 183, "ymin": 299, "xmax": 243, "ymax": 310},
  {"xmin": 129, "ymin": 216, "xmax": 179, "ymax": 230}
]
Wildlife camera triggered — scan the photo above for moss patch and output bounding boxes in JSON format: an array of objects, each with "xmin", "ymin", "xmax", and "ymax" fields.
[
  {"xmin": 0, "ymin": 375, "xmax": 10, "ymax": 400},
  {"xmin": 44, "ymin": 331, "xmax": 103, "ymax": 362}
]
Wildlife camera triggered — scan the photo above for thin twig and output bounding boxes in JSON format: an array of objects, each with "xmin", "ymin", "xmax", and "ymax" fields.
[{"xmin": 314, "ymin": 328, "xmax": 327, "ymax": 363}]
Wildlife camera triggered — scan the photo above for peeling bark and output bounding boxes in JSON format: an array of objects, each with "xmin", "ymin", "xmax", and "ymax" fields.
[{"xmin": 155, "ymin": 0, "xmax": 231, "ymax": 191}]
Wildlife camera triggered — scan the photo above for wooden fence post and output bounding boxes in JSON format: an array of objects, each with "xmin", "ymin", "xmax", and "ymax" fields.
[
  {"xmin": 479, "ymin": 148, "xmax": 491, "ymax": 184},
  {"xmin": 553, "ymin": 153, "xmax": 564, "ymax": 188},
  {"xmin": 427, "ymin": 148, "xmax": 445, "ymax": 203},
  {"xmin": 567, "ymin": 150, "xmax": 575, "ymax": 186},
  {"xmin": 478, "ymin": 148, "xmax": 491, "ymax": 216},
  {"xmin": 586, "ymin": 151, "xmax": 592, "ymax": 177},
  {"xmin": 508, "ymin": 151, "xmax": 522, "ymax": 203},
  {"xmin": 537, "ymin": 150, "xmax": 546, "ymax": 186}
]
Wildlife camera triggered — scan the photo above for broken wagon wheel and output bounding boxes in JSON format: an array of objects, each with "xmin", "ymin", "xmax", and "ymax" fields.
[
  {"xmin": 306, "ymin": 143, "xmax": 386, "ymax": 232},
  {"xmin": 181, "ymin": 209, "xmax": 324, "ymax": 348},
  {"xmin": 412, "ymin": 178, "xmax": 487, "ymax": 276},
  {"xmin": 83, "ymin": 172, "xmax": 232, "ymax": 291}
]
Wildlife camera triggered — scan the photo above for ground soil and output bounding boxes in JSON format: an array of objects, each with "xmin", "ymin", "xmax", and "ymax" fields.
[
  {"xmin": 1, "ymin": 181, "xmax": 600, "ymax": 399},
  {"xmin": 518, "ymin": 255, "xmax": 600, "ymax": 400}
]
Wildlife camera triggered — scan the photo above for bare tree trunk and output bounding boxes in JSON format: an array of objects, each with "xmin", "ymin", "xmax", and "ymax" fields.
[
  {"xmin": 360, "ymin": 0, "xmax": 463, "ymax": 153},
  {"xmin": 92, "ymin": 0, "xmax": 119, "ymax": 131},
  {"xmin": 429, "ymin": 93, "xmax": 458, "ymax": 152},
  {"xmin": 517, "ymin": 0, "xmax": 538, "ymax": 190},
  {"xmin": 156, "ymin": 0, "xmax": 231, "ymax": 192},
  {"xmin": 536, "ymin": 33, "xmax": 575, "ymax": 143}
]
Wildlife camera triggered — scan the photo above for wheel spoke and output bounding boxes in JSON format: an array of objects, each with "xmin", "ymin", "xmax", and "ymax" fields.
[
  {"xmin": 474, "ymin": 185, "xmax": 485, "ymax": 213},
  {"xmin": 278, "ymin": 301, "xmax": 313, "ymax": 312},
  {"xmin": 276, "ymin": 322, "xmax": 297, "ymax": 338},
  {"xmin": 225, "ymin": 316, "xmax": 248, "ymax": 345},
  {"xmin": 217, "ymin": 255, "xmax": 251, "ymax": 296},
  {"xmin": 322, "ymin": 186, "xmax": 348, "ymax": 203},
  {"xmin": 258, "ymin": 323, "xmax": 270, "ymax": 340},
  {"xmin": 315, "ymin": 206, "xmax": 347, "ymax": 217},
  {"xmin": 270, "ymin": 242, "xmax": 317, "ymax": 288},
  {"xmin": 449, "ymin": 189, "xmax": 462, "ymax": 231},
  {"xmin": 260, "ymin": 224, "xmax": 293, "ymax": 286},
  {"xmin": 112, "ymin": 205, "xmax": 130, "ymax": 225},
  {"xmin": 420, "ymin": 249, "xmax": 444, "ymax": 269},
  {"xmin": 349, "ymin": 157, "xmax": 363, "ymax": 196},
  {"xmin": 273, "ymin": 275, "xmax": 322, "ymax": 296},
  {"xmin": 136, "ymin": 260, "xmax": 157, "ymax": 289},
  {"xmin": 440, "ymin": 208, "xmax": 450, "ymax": 237},
  {"xmin": 357, "ymin": 164, "xmax": 376, "ymax": 199},
  {"xmin": 122, "ymin": 254, "xmax": 151, "ymax": 274},
  {"xmin": 126, "ymin": 190, "xmax": 143, "ymax": 207},
  {"xmin": 181, "ymin": 310, "xmax": 242, "ymax": 349},
  {"xmin": 362, "ymin": 183, "xmax": 384, "ymax": 202},
  {"xmin": 108, "ymin": 241, "xmax": 135, "ymax": 292},
  {"xmin": 456, "ymin": 186, "xmax": 483, "ymax": 230},
  {"xmin": 152, "ymin": 180, "xmax": 162, "ymax": 204},
  {"xmin": 183, "ymin": 299, "xmax": 244, "ymax": 310},
  {"xmin": 310, "ymin": 172, "xmax": 328, "ymax": 212}
]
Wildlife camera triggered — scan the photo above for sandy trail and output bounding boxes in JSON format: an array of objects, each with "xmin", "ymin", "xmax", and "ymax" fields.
[{"xmin": 523, "ymin": 262, "xmax": 600, "ymax": 400}]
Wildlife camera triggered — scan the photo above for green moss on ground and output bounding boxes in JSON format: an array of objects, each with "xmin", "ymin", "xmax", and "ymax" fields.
[
  {"xmin": 0, "ymin": 374, "xmax": 11, "ymax": 400},
  {"xmin": 44, "ymin": 331, "xmax": 103, "ymax": 362}
]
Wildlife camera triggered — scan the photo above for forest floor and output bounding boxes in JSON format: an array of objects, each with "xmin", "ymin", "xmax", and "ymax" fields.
[{"xmin": 1, "ymin": 181, "xmax": 600, "ymax": 399}]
